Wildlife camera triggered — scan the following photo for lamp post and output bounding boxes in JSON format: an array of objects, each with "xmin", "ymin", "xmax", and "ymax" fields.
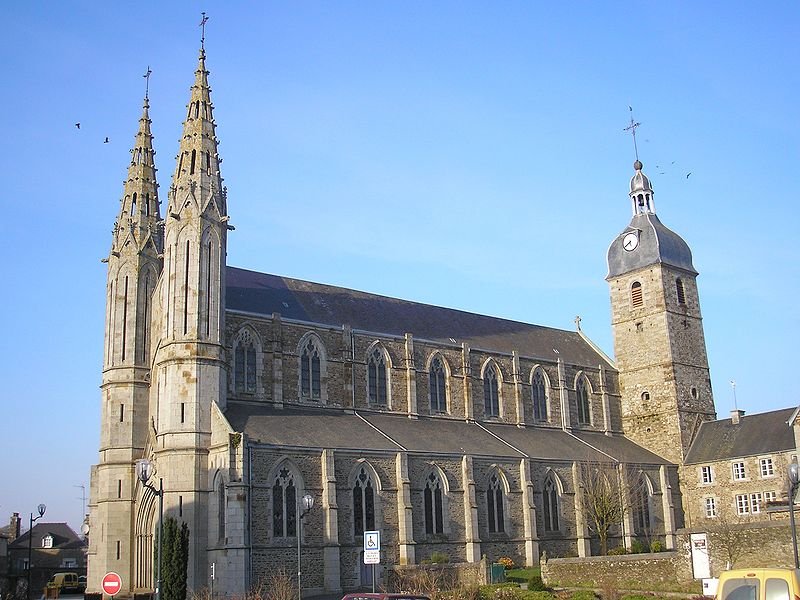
[
  {"xmin": 137, "ymin": 459, "xmax": 163, "ymax": 600},
  {"xmin": 296, "ymin": 493, "xmax": 314, "ymax": 600},
  {"xmin": 26, "ymin": 503, "xmax": 46, "ymax": 600},
  {"xmin": 788, "ymin": 461, "xmax": 799, "ymax": 568}
]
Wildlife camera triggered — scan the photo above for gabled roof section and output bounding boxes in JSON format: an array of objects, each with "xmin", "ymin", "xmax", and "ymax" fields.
[
  {"xmin": 226, "ymin": 266, "xmax": 614, "ymax": 369},
  {"xmin": 684, "ymin": 407, "xmax": 797, "ymax": 464},
  {"xmin": 225, "ymin": 404, "xmax": 670, "ymax": 465},
  {"xmin": 8, "ymin": 522, "xmax": 84, "ymax": 550}
]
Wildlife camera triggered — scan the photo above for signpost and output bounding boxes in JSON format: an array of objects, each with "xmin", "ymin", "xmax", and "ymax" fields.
[
  {"xmin": 101, "ymin": 572, "xmax": 123, "ymax": 597},
  {"xmin": 363, "ymin": 530, "xmax": 380, "ymax": 592}
]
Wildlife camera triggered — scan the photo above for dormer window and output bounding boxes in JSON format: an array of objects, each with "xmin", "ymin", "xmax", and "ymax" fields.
[{"xmin": 42, "ymin": 535, "xmax": 53, "ymax": 549}]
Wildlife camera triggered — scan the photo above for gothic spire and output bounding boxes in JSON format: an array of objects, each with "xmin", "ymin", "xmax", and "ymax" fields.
[
  {"xmin": 169, "ymin": 47, "xmax": 226, "ymax": 219},
  {"xmin": 111, "ymin": 94, "xmax": 162, "ymax": 256}
]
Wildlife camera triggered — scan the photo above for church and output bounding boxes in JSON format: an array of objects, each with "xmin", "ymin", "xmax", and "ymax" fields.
[{"xmin": 87, "ymin": 43, "xmax": 722, "ymax": 597}]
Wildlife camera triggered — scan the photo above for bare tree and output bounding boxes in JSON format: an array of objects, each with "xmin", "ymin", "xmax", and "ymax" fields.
[
  {"xmin": 705, "ymin": 506, "xmax": 751, "ymax": 568},
  {"xmin": 577, "ymin": 460, "xmax": 652, "ymax": 555}
]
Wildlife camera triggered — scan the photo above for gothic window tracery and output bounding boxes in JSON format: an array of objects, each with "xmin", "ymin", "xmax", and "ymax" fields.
[
  {"xmin": 576, "ymin": 376, "xmax": 591, "ymax": 425},
  {"xmin": 367, "ymin": 347, "xmax": 388, "ymax": 406},
  {"xmin": 300, "ymin": 337, "xmax": 322, "ymax": 400},
  {"xmin": 543, "ymin": 473, "xmax": 560, "ymax": 532},
  {"xmin": 424, "ymin": 471, "xmax": 445, "ymax": 534},
  {"xmin": 429, "ymin": 356, "xmax": 447, "ymax": 413},
  {"xmin": 484, "ymin": 364, "xmax": 499, "ymax": 417},
  {"xmin": 532, "ymin": 368, "xmax": 548, "ymax": 422},
  {"xmin": 353, "ymin": 466, "xmax": 376, "ymax": 536},
  {"xmin": 632, "ymin": 474, "xmax": 652, "ymax": 534},
  {"xmin": 234, "ymin": 330, "xmax": 257, "ymax": 393},
  {"xmin": 487, "ymin": 471, "xmax": 505, "ymax": 533},
  {"xmin": 272, "ymin": 467, "xmax": 297, "ymax": 538}
]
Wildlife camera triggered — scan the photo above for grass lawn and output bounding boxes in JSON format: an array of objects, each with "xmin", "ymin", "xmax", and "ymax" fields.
[{"xmin": 505, "ymin": 567, "xmax": 541, "ymax": 582}]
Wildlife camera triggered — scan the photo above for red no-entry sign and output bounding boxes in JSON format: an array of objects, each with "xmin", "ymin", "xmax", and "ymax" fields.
[{"xmin": 101, "ymin": 572, "xmax": 123, "ymax": 596}]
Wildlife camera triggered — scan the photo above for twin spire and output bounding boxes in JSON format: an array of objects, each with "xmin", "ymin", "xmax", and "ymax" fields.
[{"xmin": 112, "ymin": 42, "xmax": 226, "ymax": 256}]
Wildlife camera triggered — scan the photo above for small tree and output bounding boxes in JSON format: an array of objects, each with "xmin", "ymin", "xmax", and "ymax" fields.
[
  {"xmin": 157, "ymin": 517, "xmax": 190, "ymax": 600},
  {"xmin": 577, "ymin": 460, "xmax": 651, "ymax": 555},
  {"xmin": 706, "ymin": 507, "xmax": 750, "ymax": 568}
]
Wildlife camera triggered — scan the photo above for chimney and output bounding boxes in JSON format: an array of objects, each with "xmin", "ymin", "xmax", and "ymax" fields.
[
  {"xmin": 10, "ymin": 512, "xmax": 21, "ymax": 539},
  {"xmin": 730, "ymin": 409, "xmax": 745, "ymax": 425}
]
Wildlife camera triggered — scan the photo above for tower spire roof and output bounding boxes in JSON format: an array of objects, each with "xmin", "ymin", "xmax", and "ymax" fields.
[
  {"xmin": 169, "ymin": 45, "xmax": 226, "ymax": 218},
  {"xmin": 111, "ymin": 93, "xmax": 161, "ymax": 255}
]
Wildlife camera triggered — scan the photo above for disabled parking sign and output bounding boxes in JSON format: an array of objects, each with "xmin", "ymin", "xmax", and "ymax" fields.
[{"xmin": 363, "ymin": 530, "xmax": 380, "ymax": 564}]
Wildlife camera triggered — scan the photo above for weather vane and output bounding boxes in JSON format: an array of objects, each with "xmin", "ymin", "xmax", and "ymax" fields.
[
  {"xmin": 143, "ymin": 66, "xmax": 152, "ymax": 99},
  {"xmin": 623, "ymin": 106, "xmax": 641, "ymax": 162},
  {"xmin": 200, "ymin": 12, "xmax": 209, "ymax": 49}
]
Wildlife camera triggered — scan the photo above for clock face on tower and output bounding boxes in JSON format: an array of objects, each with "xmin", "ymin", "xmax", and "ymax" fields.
[{"xmin": 622, "ymin": 231, "xmax": 639, "ymax": 252}]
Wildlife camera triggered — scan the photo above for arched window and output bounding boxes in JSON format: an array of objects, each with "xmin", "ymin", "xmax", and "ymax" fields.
[
  {"xmin": 131, "ymin": 192, "xmax": 137, "ymax": 217},
  {"xmin": 234, "ymin": 330, "xmax": 257, "ymax": 393},
  {"xmin": 300, "ymin": 337, "xmax": 322, "ymax": 400},
  {"xmin": 484, "ymin": 364, "xmax": 499, "ymax": 417},
  {"xmin": 217, "ymin": 478, "xmax": 226, "ymax": 542},
  {"xmin": 576, "ymin": 376, "xmax": 591, "ymax": 425},
  {"xmin": 543, "ymin": 473, "xmax": 560, "ymax": 532},
  {"xmin": 353, "ymin": 466, "xmax": 376, "ymax": 536},
  {"xmin": 272, "ymin": 466, "xmax": 297, "ymax": 538},
  {"xmin": 367, "ymin": 348, "xmax": 388, "ymax": 406},
  {"xmin": 632, "ymin": 475, "xmax": 652, "ymax": 534},
  {"xmin": 487, "ymin": 472, "xmax": 505, "ymax": 533},
  {"xmin": 424, "ymin": 471, "xmax": 444, "ymax": 534},
  {"xmin": 532, "ymin": 368, "xmax": 548, "ymax": 421},
  {"xmin": 631, "ymin": 281, "xmax": 643, "ymax": 308},
  {"xmin": 676, "ymin": 278, "xmax": 686, "ymax": 305},
  {"xmin": 429, "ymin": 356, "xmax": 447, "ymax": 413}
]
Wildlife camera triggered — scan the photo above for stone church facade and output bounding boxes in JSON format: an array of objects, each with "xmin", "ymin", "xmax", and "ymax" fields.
[{"xmin": 87, "ymin": 45, "xmax": 726, "ymax": 597}]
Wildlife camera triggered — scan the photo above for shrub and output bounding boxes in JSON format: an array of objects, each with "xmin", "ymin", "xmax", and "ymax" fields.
[
  {"xmin": 606, "ymin": 546, "xmax": 627, "ymax": 556},
  {"xmin": 527, "ymin": 576, "xmax": 549, "ymax": 592},
  {"xmin": 569, "ymin": 591, "xmax": 599, "ymax": 600},
  {"xmin": 431, "ymin": 551, "xmax": 450, "ymax": 564},
  {"xmin": 497, "ymin": 557, "xmax": 515, "ymax": 570},
  {"xmin": 493, "ymin": 587, "xmax": 522, "ymax": 600},
  {"xmin": 649, "ymin": 541, "xmax": 664, "ymax": 553},
  {"xmin": 629, "ymin": 539, "xmax": 647, "ymax": 554}
]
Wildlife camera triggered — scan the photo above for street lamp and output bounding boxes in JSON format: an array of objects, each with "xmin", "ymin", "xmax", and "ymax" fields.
[
  {"xmin": 788, "ymin": 461, "xmax": 799, "ymax": 568},
  {"xmin": 27, "ymin": 503, "xmax": 46, "ymax": 600},
  {"xmin": 137, "ymin": 459, "xmax": 163, "ymax": 600},
  {"xmin": 296, "ymin": 493, "xmax": 314, "ymax": 600}
]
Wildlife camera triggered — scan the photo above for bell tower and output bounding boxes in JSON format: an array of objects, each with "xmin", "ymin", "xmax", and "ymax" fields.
[
  {"xmin": 147, "ymin": 44, "xmax": 229, "ymax": 589},
  {"xmin": 90, "ymin": 92, "xmax": 162, "ymax": 590},
  {"xmin": 607, "ymin": 160, "xmax": 716, "ymax": 465}
]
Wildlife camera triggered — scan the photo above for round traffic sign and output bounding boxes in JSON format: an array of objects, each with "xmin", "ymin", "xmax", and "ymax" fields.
[{"xmin": 101, "ymin": 572, "xmax": 123, "ymax": 596}]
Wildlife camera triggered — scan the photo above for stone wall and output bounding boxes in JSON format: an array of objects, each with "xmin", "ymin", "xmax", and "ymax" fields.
[
  {"xmin": 542, "ymin": 521, "xmax": 799, "ymax": 593},
  {"xmin": 541, "ymin": 551, "xmax": 697, "ymax": 593}
]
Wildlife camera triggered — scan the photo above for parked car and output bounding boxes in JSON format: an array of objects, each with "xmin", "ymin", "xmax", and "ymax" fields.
[
  {"xmin": 46, "ymin": 573, "xmax": 84, "ymax": 594},
  {"xmin": 716, "ymin": 568, "xmax": 800, "ymax": 600}
]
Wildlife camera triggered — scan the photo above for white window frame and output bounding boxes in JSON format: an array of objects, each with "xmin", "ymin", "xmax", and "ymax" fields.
[
  {"xmin": 41, "ymin": 535, "xmax": 53, "ymax": 549},
  {"xmin": 750, "ymin": 492, "xmax": 762, "ymax": 514},
  {"xmin": 736, "ymin": 493, "xmax": 750, "ymax": 515},
  {"xmin": 759, "ymin": 457, "xmax": 774, "ymax": 478},
  {"xmin": 764, "ymin": 490, "xmax": 777, "ymax": 505},
  {"xmin": 701, "ymin": 465, "xmax": 713, "ymax": 484},
  {"xmin": 704, "ymin": 497, "xmax": 717, "ymax": 518},
  {"xmin": 732, "ymin": 461, "xmax": 746, "ymax": 481}
]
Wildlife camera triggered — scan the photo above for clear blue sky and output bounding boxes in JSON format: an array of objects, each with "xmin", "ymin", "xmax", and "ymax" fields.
[{"xmin": 1, "ymin": 2, "xmax": 797, "ymax": 531}]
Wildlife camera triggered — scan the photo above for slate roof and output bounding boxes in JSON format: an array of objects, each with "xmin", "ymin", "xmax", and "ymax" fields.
[
  {"xmin": 684, "ymin": 407, "xmax": 797, "ymax": 464},
  {"xmin": 226, "ymin": 404, "xmax": 670, "ymax": 465},
  {"xmin": 8, "ymin": 522, "xmax": 85, "ymax": 550},
  {"xmin": 607, "ymin": 212, "xmax": 696, "ymax": 279},
  {"xmin": 226, "ymin": 266, "xmax": 614, "ymax": 369}
]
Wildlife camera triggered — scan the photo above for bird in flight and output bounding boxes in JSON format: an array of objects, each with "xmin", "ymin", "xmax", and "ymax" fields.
[
  {"xmin": 686, "ymin": 172, "xmax": 692, "ymax": 178},
  {"xmin": 75, "ymin": 123, "xmax": 80, "ymax": 129},
  {"xmin": 104, "ymin": 137, "xmax": 110, "ymax": 143}
]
